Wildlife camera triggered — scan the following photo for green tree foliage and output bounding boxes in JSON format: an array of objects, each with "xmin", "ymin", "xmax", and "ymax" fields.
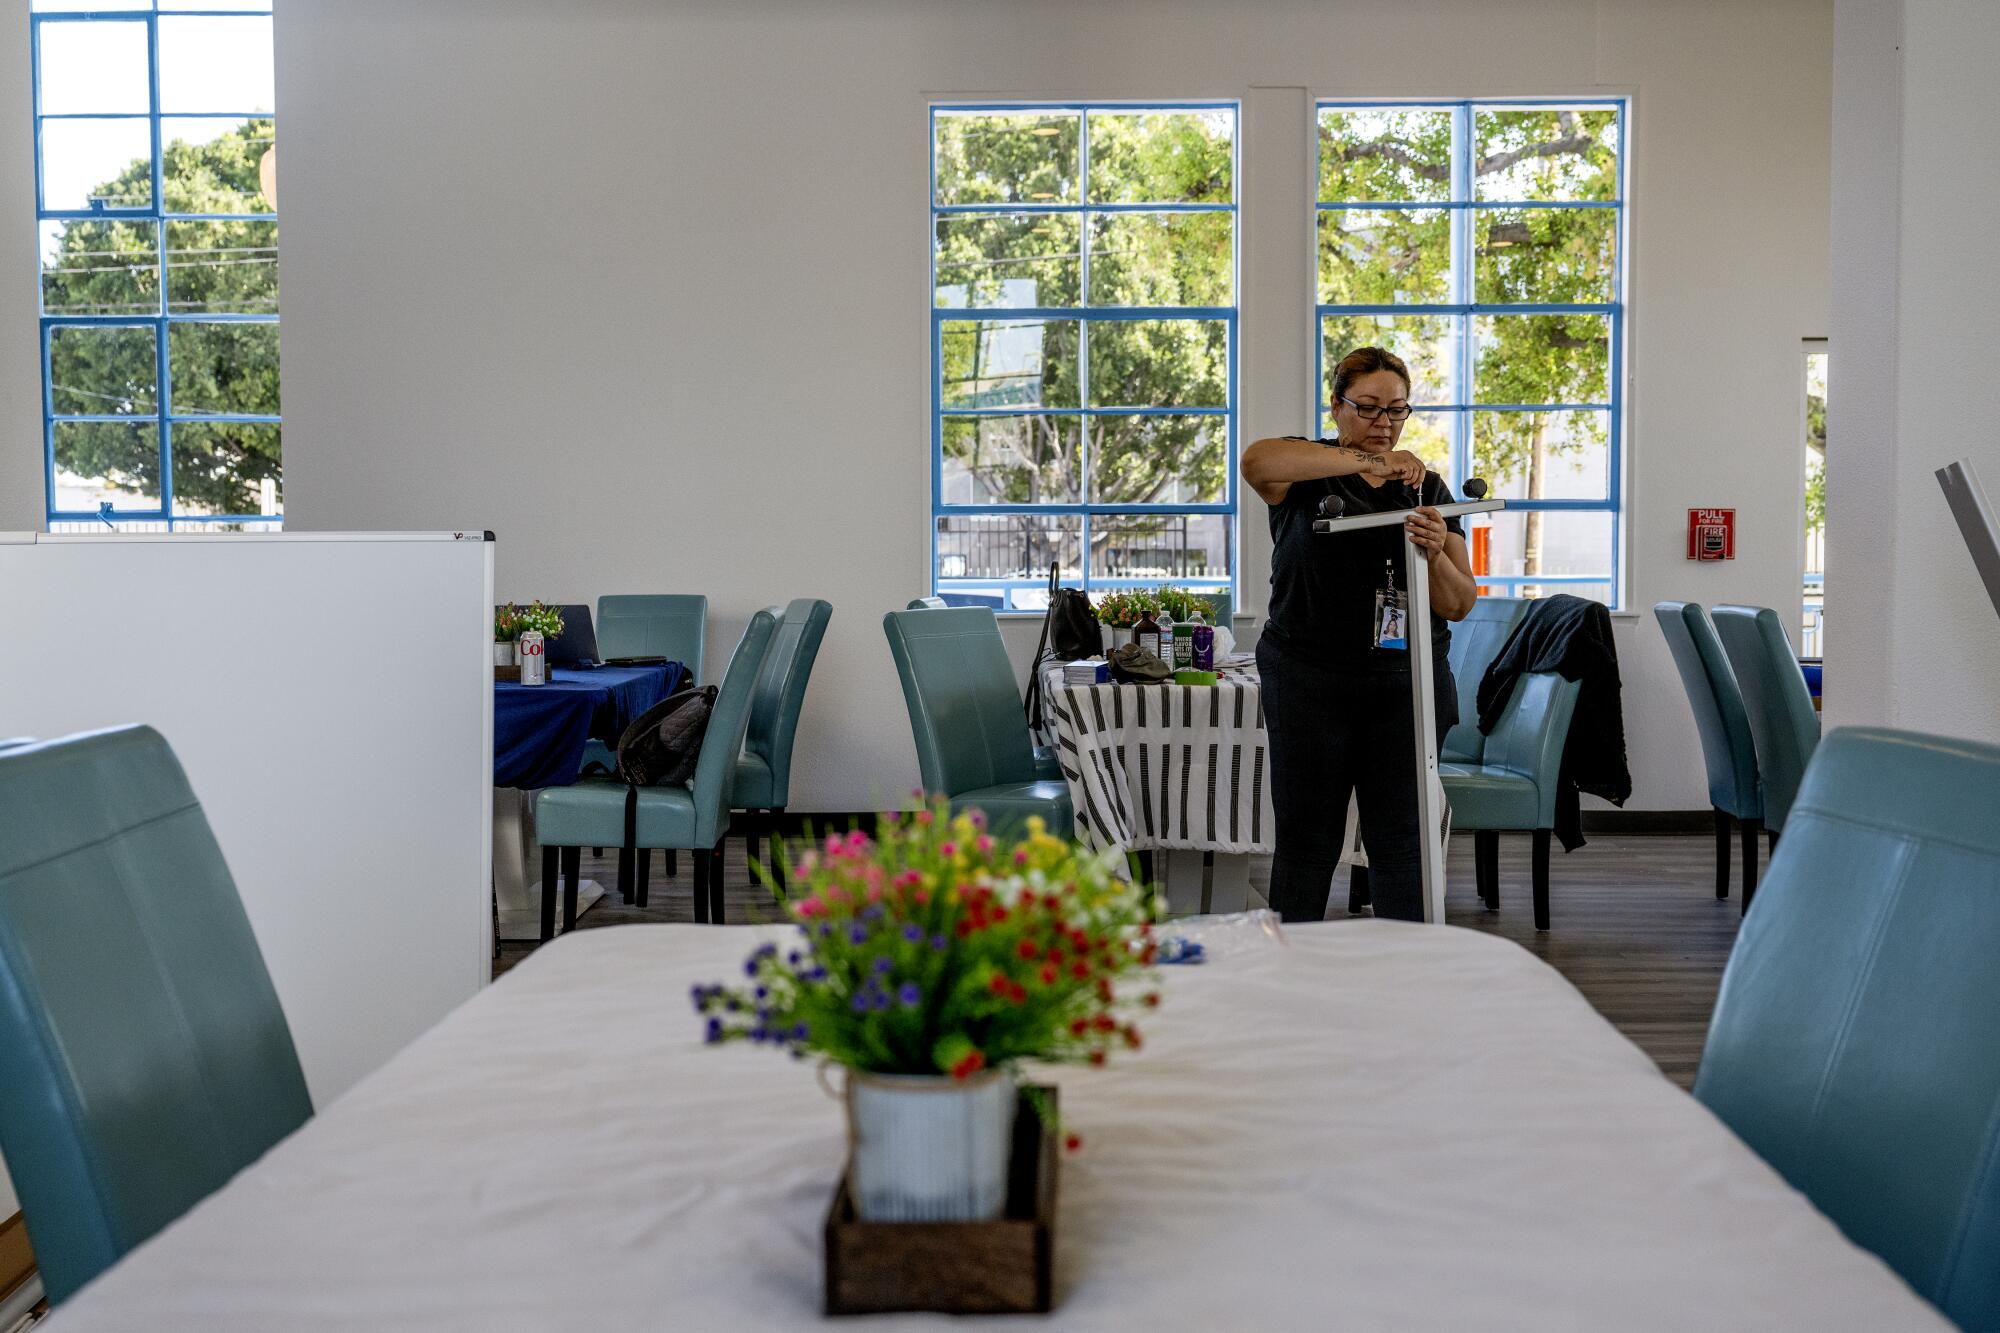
[
  {"xmin": 1318, "ymin": 107, "xmax": 1618, "ymax": 576},
  {"xmin": 1804, "ymin": 352, "xmax": 1827, "ymax": 533},
  {"xmin": 44, "ymin": 119, "xmax": 279, "ymax": 516},
  {"xmin": 933, "ymin": 111, "xmax": 1232, "ymax": 577}
]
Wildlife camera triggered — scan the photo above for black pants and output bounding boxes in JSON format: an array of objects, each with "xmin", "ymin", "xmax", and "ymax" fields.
[{"xmin": 1256, "ymin": 629, "xmax": 1457, "ymax": 924}]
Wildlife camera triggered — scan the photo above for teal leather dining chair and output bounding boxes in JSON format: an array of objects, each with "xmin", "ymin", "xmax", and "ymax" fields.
[
  {"xmin": 1711, "ymin": 604, "xmax": 1820, "ymax": 839},
  {"xmin": 539, "ymin": 608, "xmax": 778, "ymax": 930},
  {"xmin": 1695, "ymin": 727, "xmax": 2000, "ymax": 1331},
  {"xmin": 596, "ymin": 593, "xmax": 707, "ymax": 676},
  {"xmin": 581, "ymin": 594, "xmax": 711, "ymax": 868},
  {"xmin": 733, "ymin": 598, "xmax": 832, "ymax": 892},
  {"xmin": 907, "ymin": 597, "xmax": 949, "ymax": 610},
  {"xmin": 883, "ymin": 606, "xmax": 1072, "ymax": 839},
  {"xmin": 0, "ymin": 727, "xmax": 312, "ymax": 1305},
  {"xmin": 1442, "ymin": 596, "xmax": 1528, "ymax": 764},
  {"xmin": 1439, "ymin": 671, "xmax": 1582, "ymax": 930},
  {"xmin": 1655, "ymin": 601, "xmax": 1766, "ymax": 908}
]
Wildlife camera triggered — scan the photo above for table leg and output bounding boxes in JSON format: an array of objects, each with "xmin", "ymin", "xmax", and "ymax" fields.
[{"xmin": 493, "ymin": 787, "xmax": 608, "ymax": 942}]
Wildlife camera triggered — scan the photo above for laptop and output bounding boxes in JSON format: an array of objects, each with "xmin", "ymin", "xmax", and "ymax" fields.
[{"xmin": 543, "ymin": 604, "xmax": 601, "ymax": 668}]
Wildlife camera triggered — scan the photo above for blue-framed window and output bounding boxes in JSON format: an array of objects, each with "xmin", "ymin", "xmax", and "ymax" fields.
[
  {"xmin": 930, "ymin": 103, "xmax": 1237, "ymax": 612},
  {"xmin": 32, "ymin": 2, "xmax": 279, "ymax": 533},
  {"xmin": 1316, "ymin": 100, "xmax": 1625, "ymax": 604}
]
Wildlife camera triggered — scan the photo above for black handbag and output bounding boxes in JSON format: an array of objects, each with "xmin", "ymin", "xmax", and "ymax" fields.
[{"xmin": 1025, "ymin": 563, "xmax": 1101, "ymax": 734}]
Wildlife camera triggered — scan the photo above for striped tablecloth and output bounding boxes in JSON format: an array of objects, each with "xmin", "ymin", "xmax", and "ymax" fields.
[{"xmin": 1039, "ymin": 659, "xmax": 1276, "ymax": 856}]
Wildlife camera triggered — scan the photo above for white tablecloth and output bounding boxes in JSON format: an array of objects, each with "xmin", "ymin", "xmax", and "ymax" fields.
[
  {"xmin": 1040, "ymin": 658, "xmax": 1276, "ymax": 856},
  {"xmin": 50, "ymin": 921, "xmax": 1943, "ymax": 1331}
]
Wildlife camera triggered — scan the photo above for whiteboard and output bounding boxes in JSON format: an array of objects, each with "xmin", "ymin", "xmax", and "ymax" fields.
[{"xmin": 0, "ymin": 531, "xmax": 495, "ymax": 1107}]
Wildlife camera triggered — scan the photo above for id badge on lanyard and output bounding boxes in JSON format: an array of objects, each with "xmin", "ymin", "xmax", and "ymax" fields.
[{"xmin": 1374, "ymin": 558, "xmax": 1409, "ymax": 651}]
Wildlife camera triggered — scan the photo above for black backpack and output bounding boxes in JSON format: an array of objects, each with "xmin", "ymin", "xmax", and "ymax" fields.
[
  {"xmin": 1024, "ymin": 563, "xmax": 1101, "ymax": 734},
  {"xmin": 615, "ymin": 684, "xmax": 715, "ymax": 787}
]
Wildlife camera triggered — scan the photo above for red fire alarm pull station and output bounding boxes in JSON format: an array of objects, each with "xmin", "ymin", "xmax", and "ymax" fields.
[{"xmin": 1687, "ymin": 508, "xmax": 1736, "ymax": 561}]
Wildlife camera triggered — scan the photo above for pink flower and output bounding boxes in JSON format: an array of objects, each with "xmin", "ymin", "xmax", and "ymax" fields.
[
  {"xmin": 915, "ymin": 810, "xmax": 933, "ymax": 826},
  {"xmin": 847, "ymin": 829, "xmax": 868, "ymax": 850},
  {"xmin": 824, "ymin": 834, "xmax": 844, "ymax": 856},
  {"xmin": 796, "ymin": 898, "xmax": 824, "ymax": 918},
  {"xmin": 975, "ymin": 835, "xmax": 994, "ymax": 853},
  {"xmin": 969, "ymin": 810, "xmax": 988, "ymax": 830},
  {"xmin": 1014, "ymin": 849, "xmax": 1030, "ymax": 866},
  {"xmin": 940, "ymin": 842, "xmax": 957, "ymax": 857}
]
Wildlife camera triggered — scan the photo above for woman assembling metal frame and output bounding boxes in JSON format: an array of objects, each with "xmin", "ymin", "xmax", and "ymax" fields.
[{"xmin": 1239, "ymin": 346, "xmax": 1479, "ymax": 923}]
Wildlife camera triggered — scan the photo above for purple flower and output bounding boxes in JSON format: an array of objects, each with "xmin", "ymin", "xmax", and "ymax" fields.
[
  {"xmin": 848, "ymin": 923, "xmax": 869, "ymax": 945},
  {"xmin": 930, "ymin": 934, "xmax": 949, "ymax": 952},
  {"xmin": 861, "ymin": 904, "xmax": 885, "ymax": 922},
  {"xmin": 704, "ymin": 1017, "xmax": 723, "ymax": 1044},
  {"xmin": 850, "ymin": 991, "xmax": 871, "ymax": 1013},
  {"xmin": 786, "ymin": 950, "xmax": 802, "ymax": 966},
  {"xmin": 902, "ymin": 923, "xmax": 924, "ymax": 943},
  {"xmin": 754, "ymin": 985, "xmax": 769, "ymax": 1000},
  {"xmin": 872, "ymin": 990, "xmax": 892, "ymax": 1011},
  {"xmin": 792, "ymin": 1022, "xmax": 810, "ymax": 1041},
  {"xmin": 743, "ymin": 959, "xmax": 759, "ymax": 978},
  {"xmin": 872, "ymin": 956, "xmax": 894, "ymax": 974},
  {"xmin": 898, "ymin": 982, "xmax": 922, "ymax": 1008}
]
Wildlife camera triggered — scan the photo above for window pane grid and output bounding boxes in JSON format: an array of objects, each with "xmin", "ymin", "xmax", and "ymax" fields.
[
  {"xmin": 1316, "ymin": 98, "xmax": 1623, "ymax": 604},
  {"xmin": 933, "ymin": 103, "xmax": 1237, "ymax": 609},
  {"xmin": 33, "ymin": 3, "xmax": 279, "ymax": 528}
]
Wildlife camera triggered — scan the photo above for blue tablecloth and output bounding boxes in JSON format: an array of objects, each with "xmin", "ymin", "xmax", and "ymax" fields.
[
  {"xmin": 494, "ymin": 664, "xmax": 682, "ymax": 789},
  {"xmin": 1800, "ymin": 660, "xmax": 1823, "ymax": 700}
]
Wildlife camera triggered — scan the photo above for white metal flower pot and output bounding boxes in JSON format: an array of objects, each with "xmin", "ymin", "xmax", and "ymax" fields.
[
  {"xmin": 493, "ymin": 641, "xmax": 517, "ymax": 667},
  {"xmin": 845, "ymin": 1069, "xmax": 1016, "ymax": 1222}
]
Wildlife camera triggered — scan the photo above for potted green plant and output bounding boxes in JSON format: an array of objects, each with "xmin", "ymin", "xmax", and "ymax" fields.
[
  {"xmin": 493, "ymin": 604, "xmax": 524, "ymax": 667},
  {"xmin": 692, "ymin": 800, "xmax": 1161, "ymax": 1222},
  {"xmin": 1093, "ymin": 588, "xmax": 1159, "ymax": 653}
]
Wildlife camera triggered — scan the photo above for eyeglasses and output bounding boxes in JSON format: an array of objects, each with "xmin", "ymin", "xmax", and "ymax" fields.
[{"xmin": 1339, "ymin": 396, "xmax": 1413, "ymax": 422}]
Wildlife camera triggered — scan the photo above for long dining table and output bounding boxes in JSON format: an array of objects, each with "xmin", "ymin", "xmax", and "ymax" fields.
[{"xmin": 48, "ymin": 918, "xmax": 1944, "ymax": 1331}]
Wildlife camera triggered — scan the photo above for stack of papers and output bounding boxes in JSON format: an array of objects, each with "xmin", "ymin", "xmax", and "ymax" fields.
[{"xmin": 1063, "ymin": 659, "xmax": 1110, "ymax": 686}]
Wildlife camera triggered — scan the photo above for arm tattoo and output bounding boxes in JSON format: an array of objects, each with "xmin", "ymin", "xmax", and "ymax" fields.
[{"xmin": 1327, "ymin": 445, "xmax": 1389, "ymax": 475}]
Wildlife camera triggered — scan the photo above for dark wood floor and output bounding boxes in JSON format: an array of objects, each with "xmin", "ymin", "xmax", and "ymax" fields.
[{"xmin": 497, "ymin": 832, "xmax": 1744, "ymax": 1089}]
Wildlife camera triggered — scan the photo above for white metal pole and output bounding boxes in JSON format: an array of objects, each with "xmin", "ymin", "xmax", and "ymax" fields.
[{"xmin": 1405, "ymin": 539, "xmax": 1445, "ymax": 922}]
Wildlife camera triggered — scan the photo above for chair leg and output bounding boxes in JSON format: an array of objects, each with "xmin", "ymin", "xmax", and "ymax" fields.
[
  {"xmin": 539, "ymin": 845, "xmax": 559, "ymax": 943},
  {"xmin": 744, "ymin": 813, "xmax": 761, "ymax": 890},
  {"xmin": 1347, "ymin": 864, "xmax": 1371, "ymax": 914},
  {"xmin": 691, "ymin": 850, "xmax": 712, "ymax": 924},
  {"xmin": 635, "ymin": 848, "xmax": 651, "ymax": 909},
  {"xmin": 709, "ymin": 839, "xmax": 727, "ymax": 925},
  {"xmin": 561, "ymin": 846, "xmax": 581, "ymax": 933},
  {"xmin": 1741, "ymin": 818, "xmax": 1762, "ymax": 915},
  {"xmin": 666, "ymin": 848, "xmax": 677, "ymax": 878},
  {"xmin": 593, "ymin": 847, "xmax": 602, "ymax": 857},
  {"xmin": 616, "ymin": 845, "xmax": 634, "ymax": 905},
  {"xmin": 1475, "ymin": 830, "xmax": 1499, "ymax": 908},
  {"xmin": 771, "ymin": 807, "xmax": 787, "ymax": 896},
  {"xmin": 1713, "ymin": 807, "xmax": 1732, "ymax": 900},
  {"xmin": 1531, "ymin": 829, "xmax": 1552, "ymax": 931}
]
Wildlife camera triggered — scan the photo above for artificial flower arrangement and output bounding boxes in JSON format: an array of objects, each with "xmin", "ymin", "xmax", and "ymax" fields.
[
  {"xmin": 1095, "ymin": 586, "xmax": 1222, "ymax": 628},
  {"xmin": 691, "ymin": 800, "xmax": 1162, "ymax": 1222},
  {"xmin": 495, "ymin": 601, "xmax": 565, "ymax": 641},
  {"xmin": 1092, "ymin": 587, "xmax": 1159, "ymax": 629}
]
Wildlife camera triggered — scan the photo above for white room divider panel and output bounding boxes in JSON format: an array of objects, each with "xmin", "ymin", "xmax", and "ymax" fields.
[{"xmin": 0, "ymin": 531, "xmax": 494, "ymax": 1106}]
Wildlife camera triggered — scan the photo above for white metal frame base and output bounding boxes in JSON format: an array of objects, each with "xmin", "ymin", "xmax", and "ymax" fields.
[{"xmin": 1314, "ymin": 497, "xmax": 1504, "ymax": 922}]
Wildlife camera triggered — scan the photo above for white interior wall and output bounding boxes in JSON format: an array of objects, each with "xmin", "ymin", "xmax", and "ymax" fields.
[
  {"xmin": 1, "ymin": 15, "xmax": 39, "ymax": 535},
  {"xmin": 1826, "ymin": 0, "xmax": 2000, "ymax": 743},
  {"xmin": 271, "ymin": 0, "xmax": 1821, "ymax": 809}
]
